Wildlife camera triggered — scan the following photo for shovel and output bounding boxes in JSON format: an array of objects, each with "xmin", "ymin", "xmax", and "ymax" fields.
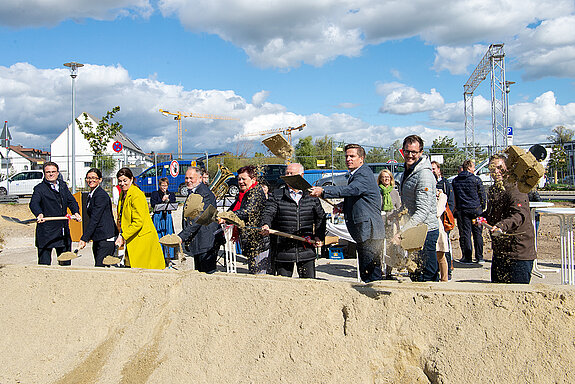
[
  {"xmin": 280, "ymin": 174, "xmax": 336, "ymax": 207},
  {"xmin": 2, "ymin": 215, "xmax": 72, "ymax": 225},
  {"xmin": 57, "ymin": 249, "xmax": 80, "ymax": 262},
  {"xmin": 103, "ymin": 246, "xmax": 123, "ymax": 266},
  {"xmin": 398, "ymin": 223, "xmax": 428, "ymax": 251}
]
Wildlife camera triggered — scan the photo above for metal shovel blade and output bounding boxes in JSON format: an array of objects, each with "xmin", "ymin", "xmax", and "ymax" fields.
[
  {"xmin": 399, "ymin": 224, "xmax": 428, "ymax": 251},
  {"xmin": 280, "ymin": 174, "xmax": 312, "ymax": 191},
  {"xmin": 196, "ymin": 204, "xmax": 219, "ymax": 226}
]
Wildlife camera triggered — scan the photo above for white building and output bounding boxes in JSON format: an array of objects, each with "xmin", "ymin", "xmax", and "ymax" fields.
[
  {"xmin": 0, "ymin": 145, "xmax": 50, "ymax": 176},
  {"xmin": 51, "ymin": 112, "xmax": 151, "ymax": 188}
]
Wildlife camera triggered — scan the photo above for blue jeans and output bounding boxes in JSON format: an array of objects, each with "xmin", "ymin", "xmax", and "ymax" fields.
[
  {"xmin": 412, "ymin": 229, "xmax": 439, "ymax": 282},
  {"xmin": 491, "ymin": 257, "xmax": 533, "ymax": 284}
]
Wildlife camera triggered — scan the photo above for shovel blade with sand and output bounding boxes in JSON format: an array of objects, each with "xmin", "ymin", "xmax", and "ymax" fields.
[
  {"xmin": 183, "ymin": 193, "xmax": 204, "ymax": 219},
  {"xmin": 399, "ymin": 224, "xmax": 428, "ymax": 252},
  {"xmin": 57, "ymin": 249, "xmax": 80, "ymax": 262},
  {"xmin": 195, "ymin": 204, "xmax": 220, "ymax": 226},
  {"xmin": 262, "ymin": 134, "xmax": 294, "ymax": 160},
  {"xmin": 103, "ymin": 246, "xmax": 122, "ymax": 266},
  {"xmin": 280, "ymin": 174, "xmax": 336, "ymax": 207}
]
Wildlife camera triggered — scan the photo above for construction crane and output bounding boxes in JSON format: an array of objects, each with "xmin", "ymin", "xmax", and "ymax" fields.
[
  {"xmin": 242, "ymin": 123, "xmax": 306, "ymax": 145},
  {"xmin": 463, "ymin": 43, "xmax": 510, "ymax": 159},
  {"xmin": 159, "ymin": 109, "xmax": 239, "ymax": 158}
]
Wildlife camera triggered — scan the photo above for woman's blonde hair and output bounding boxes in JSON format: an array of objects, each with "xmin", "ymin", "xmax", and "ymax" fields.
[{"xmin": 378, "ymin": 169, "xmax": 395, "ymax": 187}]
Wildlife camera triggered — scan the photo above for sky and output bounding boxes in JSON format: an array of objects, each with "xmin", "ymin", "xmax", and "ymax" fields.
[{"xmin": 1, "ymin": 0, "xmax": 575, "ymax": 156}]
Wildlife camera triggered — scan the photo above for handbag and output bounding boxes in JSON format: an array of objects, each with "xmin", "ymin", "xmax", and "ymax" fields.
[{"xmin": 442, "ymin": 204, "xmax": 455, "ymax": 232}]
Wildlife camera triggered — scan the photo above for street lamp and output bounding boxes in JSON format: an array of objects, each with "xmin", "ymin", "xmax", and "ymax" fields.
[
  {"xmin": 64, "ymin": 62, "xmax": 84, "ymax": 193},
  {"xmin": 505, "ymin": 80, "xmax": 515, "ymax": 146}
]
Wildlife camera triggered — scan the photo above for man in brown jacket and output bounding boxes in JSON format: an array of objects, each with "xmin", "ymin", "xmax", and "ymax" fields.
[{"xmin": 481, "ymin": 154, "xmax": 536, "ymax": 284}]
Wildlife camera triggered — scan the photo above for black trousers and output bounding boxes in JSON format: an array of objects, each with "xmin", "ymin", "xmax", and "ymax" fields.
[
  {"xmin": 193, "ymin": 246, "xmax": 219, "ymax": 274},
  {"xmin": 457, "ymin": 209, "xmax": 484, "ymax": 261},
  {"xmin": 38, "ymin": 245, "xmax": 70, "ymax": 266},
  {"xmin": 92, "ymin": 240, "xmax": 115, "ymax": 267},
  {"xmin": 276, "ymin": 259, "xmax": 316, "ymax": 278}
]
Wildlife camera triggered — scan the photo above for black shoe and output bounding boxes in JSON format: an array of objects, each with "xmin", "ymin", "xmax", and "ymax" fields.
[
  {"xmin": 458, "ymin": 258, "xmax": 474, "ymax": 265},
  {"xmin": 475, "ymin": 259, "xmax": 485, "ymax": 264}
]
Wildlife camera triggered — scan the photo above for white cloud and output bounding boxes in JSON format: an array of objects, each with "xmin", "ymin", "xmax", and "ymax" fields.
[
  {"xmin": 251, "ymin": 90, "xmax": 270, "ymax": 107},
  {"xmin": 432, "ymin": 45, "xmax": 488, "ymax": 75},
  {"xmin": 0, "ymin": 0, "xmax": 152, "ymax": 27},
  {"xmin": 377, "ymin": 82, "xmax": 444, "ymax": 115}
]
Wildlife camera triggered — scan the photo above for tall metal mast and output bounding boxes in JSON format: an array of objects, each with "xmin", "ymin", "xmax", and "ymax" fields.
[{"xmin": 463, "ymin": 44, "xmax": 507, "ymax": 159}]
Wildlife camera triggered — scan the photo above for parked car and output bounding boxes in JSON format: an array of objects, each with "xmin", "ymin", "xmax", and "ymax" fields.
[
  {"xmin": 0, "ymin": 170, "xmax": 44, "ymax": 196},
  {"xmin": 313, "ymin": 162, "xmax": 404, "ymax": 188},
  {"xmin": 225, "ymin": 164, "xmax": 288, "ymax": 197}
]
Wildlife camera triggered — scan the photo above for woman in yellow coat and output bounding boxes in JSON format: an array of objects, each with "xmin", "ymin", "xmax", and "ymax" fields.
[{"xmin": 115, "ymin": 167, "xmax": 165, "ymax": 269}]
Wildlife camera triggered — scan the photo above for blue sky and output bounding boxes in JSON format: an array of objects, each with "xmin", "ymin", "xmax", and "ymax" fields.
[{"xmin": 1, "ymin": 0, "xmax": 575, "ymax": 155}]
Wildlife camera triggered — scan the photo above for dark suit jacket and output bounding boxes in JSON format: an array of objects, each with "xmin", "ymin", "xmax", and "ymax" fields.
[
  {"xmin": 323, "ymin": 163, "xmax": 385, "ymax": 242},
  {"xmin": 29, "ymin": 178, "xmax": 80, "ymax": 248},
  {"xmin": 178, "ymin": 182, "xmax": 220, "ymax": 255},
  {"xmin": 81, "ymin": 186, "xmax": 117, "ymax": 243},
  {"xmin": 150, "ymin": 190, "xmax": 176, "ymax": 208}
]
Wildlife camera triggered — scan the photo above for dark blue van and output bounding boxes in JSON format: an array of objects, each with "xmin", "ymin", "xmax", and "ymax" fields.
[{"xmin": 135, "ymin": 159, "xmax": 205, "ymax": 196}]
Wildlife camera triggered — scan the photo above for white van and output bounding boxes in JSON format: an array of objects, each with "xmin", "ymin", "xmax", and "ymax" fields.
[{"xmin": 0, "ymin": 170, "xmax": 44, "ymax": 196}]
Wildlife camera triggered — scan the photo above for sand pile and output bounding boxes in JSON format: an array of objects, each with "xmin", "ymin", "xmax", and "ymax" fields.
[{"xmin": 0, "ymin": 264, "xmax": 573, "ymax": 383}]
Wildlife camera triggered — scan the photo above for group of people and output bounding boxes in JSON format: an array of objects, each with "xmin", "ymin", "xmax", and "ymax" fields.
[{"xmin": 30, "ymin": 135, "xmax": 537, "ymax": 284}]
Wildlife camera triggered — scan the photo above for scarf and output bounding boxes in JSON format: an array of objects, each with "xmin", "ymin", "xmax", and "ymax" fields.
[
  {"xmin": 232, "ymin": 180, "xmax": 258, "ymax": 211},
  {"xmin": 379, "ymin": 184, "xmax": 394, "ymax": 212},
  {"xmin": 231, "ymin": 180, "xmax": 258, "ymax": 242}
]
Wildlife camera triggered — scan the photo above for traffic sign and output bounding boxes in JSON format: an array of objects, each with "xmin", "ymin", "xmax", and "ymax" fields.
[
  {"xmin": 169, "ymin": 160, "xmax": 180, "ymax": 178},
  {"xmin": 1, "ymin": 121, "xmax": 11, "ymax": 148},
  {"xmin": 112, "ymin": 141, "xmax": 123, "ymax": 153}
]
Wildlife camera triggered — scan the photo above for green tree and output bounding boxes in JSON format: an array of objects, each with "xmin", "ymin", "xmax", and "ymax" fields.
[
  {"xmin": 547, "ymin": 125, "xmax": 574, "ymax": 145},
  {"xmin": 366, "ymin": 147, "xmax": 387, "ymax": 163},
  {"xmin": 294, "ymin": 136, "xmax": 316, "ymax": 169},
  {"xmin": 547, "ymin": 125, "xmax": 574, "ymax": 183},
  {"xmin": 430, "ymin": 136, "xmax": 465, "ymax": 177},
  {"xmin": 76, "ymin": 106, "xmax": 123, "ymax": 170}
]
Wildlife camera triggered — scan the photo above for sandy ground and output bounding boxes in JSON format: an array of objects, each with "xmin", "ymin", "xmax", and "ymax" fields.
[{"xmin": 0, "ymin": 202, "xmax": 574, "ymax": 383}]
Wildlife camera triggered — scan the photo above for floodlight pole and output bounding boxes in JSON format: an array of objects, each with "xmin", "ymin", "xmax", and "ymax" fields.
[{"xmin": 64, "ymin": 62, "xmax": 84, "ymax": 193}]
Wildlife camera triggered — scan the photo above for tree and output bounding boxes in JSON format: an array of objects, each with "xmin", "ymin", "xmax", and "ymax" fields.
[
  {"xmin": 430, "ymin": 136, "xmax": 465, "ymax": 177},
  {"xmin": 76, "ymin": 107, "xmax": 123, "ymax": 171},
  {"xmin": 365, "ymin": 147, "xmax": 387, "ymax": 163},
  {"xmin": 294, "ymin": 136, "xmax": 316, "ymax": 170},
  {"xmin": 547, "ymin": 125, "xmax": 574, "ymax": 145},
  {"xmin": 547, "ymin": 125, "xmax": 574, "ymax": 183}
]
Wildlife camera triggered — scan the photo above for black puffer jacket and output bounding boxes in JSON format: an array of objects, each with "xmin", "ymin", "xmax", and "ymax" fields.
[
  {"xmin": 452, "ymin": 171, "xmax": 486, "ymax": 213},
  {"xmin": 261, "ymin": 185, "xmax": 326, "ymax": 263}
]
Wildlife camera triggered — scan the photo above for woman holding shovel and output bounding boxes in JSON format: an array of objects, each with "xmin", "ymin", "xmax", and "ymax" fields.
[{"xmin": 78, "ymin": 168, "xmax": 118, "ymax": 267}]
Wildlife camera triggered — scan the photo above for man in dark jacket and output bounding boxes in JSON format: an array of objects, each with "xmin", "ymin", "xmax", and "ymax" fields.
[
  {"xmin": 29, "ymin": 162, "xmax": 81, "ymax": 265},
  {"xmin": 178, "ymin": 167, "xmax": 222, "ymax": 273},
  {"xmin": 261, "ymin": 163, "xmax": 326, "ymax": 278},
  {"xmin": 311, "ymin": 144, "xmax": 385, "ymax": 283},
  {"xmin": 452, "ymin": 159, "xmax": 486, "ymax": 264},
  {"xmin": 480, "ymin": 154, "xmax": 535, "ymax": 283}
]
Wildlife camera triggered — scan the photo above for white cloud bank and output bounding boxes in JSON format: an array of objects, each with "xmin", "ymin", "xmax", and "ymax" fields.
[{"xmin": 1, "ymin": 63, "xmax": 572, "ymax": 154}]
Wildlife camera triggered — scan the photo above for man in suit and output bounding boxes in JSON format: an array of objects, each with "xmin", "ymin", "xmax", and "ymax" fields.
[
  {"xmin": 29, "ymin": 161, "xmax": 82, "ymax": 265},
  {"xmin": 177, "ymin": 166, "xmax": 222, "ymax": 273},
  {"xmin": 310, "ymin": 144, "xmax": 385, "ymax": 283}
]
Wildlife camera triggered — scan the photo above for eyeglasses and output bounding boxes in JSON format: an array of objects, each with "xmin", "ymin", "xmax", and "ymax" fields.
[
  {"xmin": 403, "ymin": 149, "xmax": 421, "ymax": 156},
  {"xmin": 85, "ymin": 177, "xmax": 100, "ymax": 181}
]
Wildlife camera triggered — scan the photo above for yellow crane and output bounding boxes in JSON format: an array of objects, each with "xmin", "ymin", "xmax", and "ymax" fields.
[
  {"xmin": 242, "ymin": 123, "xmax": 306, "ymax": 145},
  {"xmin": 159, "ymin": 109, "xmax": 239, "ymax": 158}
]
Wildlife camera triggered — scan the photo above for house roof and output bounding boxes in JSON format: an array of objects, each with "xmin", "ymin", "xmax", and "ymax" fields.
[
  {"xmin": 80, "ymin": 112, "xmax": 145, "ymax": 156},
  {"xmin": 8, "ymin": 145, "xmax": 50, "ymax": 164}
]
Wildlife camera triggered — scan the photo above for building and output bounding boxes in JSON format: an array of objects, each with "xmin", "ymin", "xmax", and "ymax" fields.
[
  {"xmin": 50, "ymin": 112, "xmax": 152, "ymax": 189},
  {"xmin": 0, "ymin": 145, "xmax": 50, "ymax": 176}
]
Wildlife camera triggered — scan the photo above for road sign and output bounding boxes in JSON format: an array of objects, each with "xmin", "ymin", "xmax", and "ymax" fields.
[
  {"xmin": 1, "ymin": 121, "xmax": 11, "ymax": 148},
  {"xmin": 169, "ymin": 160, "xmax": 180, "ymax": 178},
  {"xmin": 112, "ymin": 141, "xmax": 123, "ymax": 153}
]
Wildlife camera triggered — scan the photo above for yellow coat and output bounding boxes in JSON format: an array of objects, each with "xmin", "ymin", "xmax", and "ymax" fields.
[{"xmin": 118, "ymin": 185, "xmax": 165, "ymax": 270}]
